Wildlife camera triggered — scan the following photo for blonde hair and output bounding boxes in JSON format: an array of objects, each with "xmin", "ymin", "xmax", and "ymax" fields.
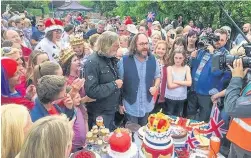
[
  {"xmin": 1, "ymin": 104, "xmax": 30, "ymax": 158},
  {"xmin": 119, "ymin": 35, "xmax": 129, "ymax": 43},
  {"xmin": 23, "ymin": 18, "xmax": 31, "ymax": 28},
  {"xmin": 94, "ymin": 31, "xmax": 119, "ymax": 56},
  {"xmin": 19, "ymin": 115, "xmax": 73, "ymax": 158},
  {"xmin": 154, "ymin": 40, "xmax": 170, "ymax": 66},
  {"xmin": 2, "ymin": 47, "xmax": 21, "ymax": 57},
  {"xmin": 151, "ymin": 30, "xmax": 162, "ymax": 39}
]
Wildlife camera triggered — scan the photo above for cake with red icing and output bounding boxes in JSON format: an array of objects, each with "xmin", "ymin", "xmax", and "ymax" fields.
[
  {"xmin": 141, "ymin": 110, "xmax": 174, "ymax": 158},
  {"xmin": 108, "ymin": 128, "xmax": 137, "ymax": 158}
]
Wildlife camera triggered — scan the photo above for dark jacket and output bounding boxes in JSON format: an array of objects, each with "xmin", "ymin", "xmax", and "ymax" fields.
[
  {"xmin": 84, "ymin": 52, "xmax": 121, "ymax": 114},
  {"xmin": 30, "ymin": 98, "xmax": 75, "ymax": 122}
]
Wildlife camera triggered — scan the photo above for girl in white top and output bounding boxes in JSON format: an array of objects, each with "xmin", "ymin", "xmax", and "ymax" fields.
[{"xmin": 165, "ymin": 48, "xmax": 192, "ymax": 116}]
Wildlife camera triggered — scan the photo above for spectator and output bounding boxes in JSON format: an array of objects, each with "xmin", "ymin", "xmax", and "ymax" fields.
[
  {"xmin": 118, "ymin": 33, "xmax": 160, "ymax": 126},
  {"xmin": 31, "ymin": 20, "xmax": 45, "ymax": 47},
  {"xmin": 3, "ymin": 29, "xmax": 32, "ymax": 62},
  {"xmin": 32, "ymin": 61, "xmax": 63, "ymax": 87},
  {"xmin": 35, "ymin": 18, "xmax": 64, "ymax": 62},
  {"xmin": 118, "ymin": 24, "xmax": 129, "ymax": 36},
  {"xmin": 165, "ymin": 48, "xmax": 192, "ymax": 116},
  {"xmin": 83, "ymin": 20, "xmax": 105, "ymax": 39},
  {"xmin": 71, "ymin": 90, "xmax": 89, "ymax": 152},
  {"xmin": 16, "ymin": 30, "xmax": 32, "ymax": 49},
  {"xmin": 151, "ymin": 31, "xmax": 162, "ymax": 53},
  {"xmin": 26, "ymin": 50, "xmax": 49, "ymax": 87},
  {"xmin": 18, "ymin": 116, "xmax": 73, "ymax": 158},
  {"xmin": 233, "ymin": 23, "xmax": 250, "ymax": 46},
  {"xmin": 166, "ymin": 29, "xmax": 176, "ymax": 50},
  {"xmin": 1, "ymin": 58, "xmax": 35, "ymax": 110},
  {"xmin": 89, "ymin": 34, "xmax": 100, "ymax": 50},
  {"xmin": 162, "ymin": 17, "xmax": 170, "ymax": 28},
  {"xmin": 23, "ymin": 18, "xmax": 32, "ymax": 40},
  {"xmin": 188, "ymin": 28, "xmax": 231, "ymax": 121},
  {"xmin": 119, "ymin": 35, "xmax": 129, "ymax": 49},
  {"xmin": 84, "ymin": 31, "xmax": 121, "ymax": 130},
  {"xmin": 15, "ymin": 18, "xmax": 24, "ymax": 30},
  {"xmin": 62, "ymin": 24, "xmax": 74, "ymax": 45},
  {"xmin": 152, "ymin": 41, "xmax": 170, "ymax": 113},
  {"xmin": 187, "ymin": 30, "xmax": 198, "ymax": 56},
  {"xmin": 30, "ymin": 75, "xmax": 75, "ymax": 122},
  {"xmin": 69, "ymin": 35, "xmax": 88, "ymax": 66},
  {"xmin": 1, "ymin": 104, "xmax": 32, "ymax": 158}
]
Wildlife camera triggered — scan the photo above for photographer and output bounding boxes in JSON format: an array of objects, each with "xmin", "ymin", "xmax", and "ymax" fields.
[
  {"xmin": 224, "ymin": 59, "xmax": 251, "ymax": 158},
  {"xmin": 187, "ymin": 28, "xmax": 231, "ymax": 121}
]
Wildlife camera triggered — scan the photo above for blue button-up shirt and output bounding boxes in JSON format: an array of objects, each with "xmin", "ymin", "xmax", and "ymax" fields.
[{"xmin": 118, "ymin": 56, "xmax": 160, "ymax": 117}]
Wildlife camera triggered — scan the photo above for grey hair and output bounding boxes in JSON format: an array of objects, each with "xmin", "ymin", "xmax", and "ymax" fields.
[
  {"xmin": 45, "ymin": 30, "xmax": 53, "ymax": 41},
  {"xmin": 98, "ymin": 20, "xmax": 106, "ymax": 25},
  {"xmin": 36, "ymin": 75, "xmax": 66, "ymax": 105},
  {"xmin": 94, "ymin": 31, "xmax": 119, "ymax": 56}
]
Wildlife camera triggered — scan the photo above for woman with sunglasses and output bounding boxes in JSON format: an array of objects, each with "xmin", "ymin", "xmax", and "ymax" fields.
[
  {"xmin": 30, "ymin": 75, "xmax": 75, "ymax": 122},
  {"xmin": 35, "ymin": 18, "xmax": 64, "ymax": 62}
]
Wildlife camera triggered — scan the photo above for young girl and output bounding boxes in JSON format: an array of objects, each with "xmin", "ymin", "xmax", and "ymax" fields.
[
  {"xmin": 152, "ymin": 40, "xmax": 170, "ymax": 113},
  {"xmin": 71, "ymin": 91, "xmax": 89, "ymax": 152},
  {"xmin": 165, "ymin": 48, "xmax": 192, "ymax": 116}
]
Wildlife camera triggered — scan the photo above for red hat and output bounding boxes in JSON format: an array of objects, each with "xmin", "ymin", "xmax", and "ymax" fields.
[
  {"xmin": 1, "ymin": 58, "xmax": 18, "ymax": 78},
  {"xmin": 44, "ymin": 18, "xmax": 64, "ymax": 33},
  {"xmin": 124, "ymin": 16, "xmax": 133, "ymax": 25}
]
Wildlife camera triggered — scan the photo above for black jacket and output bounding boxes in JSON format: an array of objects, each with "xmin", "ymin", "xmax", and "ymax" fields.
[{"xmin": 84, "ymin": 52, "xmax": 121, "ymax": 114}]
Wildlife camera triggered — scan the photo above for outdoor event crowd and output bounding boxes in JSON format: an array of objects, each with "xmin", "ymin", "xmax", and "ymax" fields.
[{"xmin": 1, "ymin": 9, "xmax": 251, "ymax": 158}]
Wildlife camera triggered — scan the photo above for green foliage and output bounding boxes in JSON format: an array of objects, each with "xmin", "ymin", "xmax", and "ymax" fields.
[{"xmin": 100, "ymin": 1, "xmax": 251, "ymax": 27}]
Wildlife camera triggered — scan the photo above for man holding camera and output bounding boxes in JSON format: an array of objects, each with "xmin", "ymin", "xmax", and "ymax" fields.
[
  {"xmin": 188, "ymin": 28, "xmax": 231, "ymax": 121},
  {"xmin": 224, "ymin": 59, "xmax": 251, "ymax": 158}
]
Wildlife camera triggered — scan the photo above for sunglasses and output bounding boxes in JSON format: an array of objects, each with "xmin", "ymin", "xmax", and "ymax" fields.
[
  {"xmin": 20, "ymin": 34, "xmax": 24, "ymax": 37},
  {"xmin": 37, "ymin": 25, "xmax": 43, "ymax": 27},
  {"xmin": 2, "ymin": 47, "xmax": 12, "ymax": 54}
]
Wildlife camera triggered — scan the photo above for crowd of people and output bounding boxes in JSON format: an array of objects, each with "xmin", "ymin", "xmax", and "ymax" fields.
[{"xmin": 1, "ymin": 9, "xmax": 251, "ymax": 158}]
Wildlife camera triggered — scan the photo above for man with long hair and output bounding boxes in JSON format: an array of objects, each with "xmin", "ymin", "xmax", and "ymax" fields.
[{"xmin": 118, "ymin": 33, "xmax": 160, "ymax": 126}]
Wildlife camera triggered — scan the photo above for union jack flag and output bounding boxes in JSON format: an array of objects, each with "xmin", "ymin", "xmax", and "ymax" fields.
[
  {"xmin": 197, "ymin": 105, "xmax": 228, "ymax": 138},
  {"xmin": 147, "ymin": 12, "xmax": 156, "ymax": 22},
  {"xmin": 185, "ymin": 131, "xmax": 200, "ymax": 149}
]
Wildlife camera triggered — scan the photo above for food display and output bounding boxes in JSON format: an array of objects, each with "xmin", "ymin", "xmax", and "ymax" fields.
[
  {"xmin": 170, "ymin": 126, "xmax": 188, "ymax": 143},
  {"xmin": 71, "ymin": 150, "xmax": 96, "ymax": 158},
  {"xmin": 107, "ymin": 128, "xmax": 138, "ymax": 158},
  {"xmin": 166, "ymin": 115, "xmax": 208, "ymax": 131},
  {"xmin": 141, "ymin": 110, "xmax": 174, "ymax": 158},
  {"xmin": 86, "ymin": 117, "xmax": 110, "ymax": 154}
]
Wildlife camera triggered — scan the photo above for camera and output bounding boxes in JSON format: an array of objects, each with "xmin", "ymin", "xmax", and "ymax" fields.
[
  {"xmin": 212, "ymin": 43, "xmax": 251, "ymax": 72},
  {"xmin": 197, "ymin": 33, "xmax": 220, "ymax": 49}
]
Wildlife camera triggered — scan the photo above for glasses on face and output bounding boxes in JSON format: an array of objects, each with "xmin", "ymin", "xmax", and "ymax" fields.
[
  {"xmin": 37, "ymin": 25, "xmax": 44, "ymax": 27},
  {"xmin": 138, "ymin": 42, "xmax": 149, "ymax": 46},
  {"xmin": 54, "ymin": 29, "xmax": 62, "ymax": 34},
  {"xmin": 20, "ymin": 34, "xmax": 24, "ymax": 37}
]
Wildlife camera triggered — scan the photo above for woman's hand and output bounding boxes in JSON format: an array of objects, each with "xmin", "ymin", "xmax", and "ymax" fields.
[{"xmin": 81, "ymin": 96, "xmax": 96, "ymax": 103}]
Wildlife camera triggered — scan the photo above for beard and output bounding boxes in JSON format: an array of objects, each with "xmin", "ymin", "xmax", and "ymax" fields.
[{"xmin": 136, "ymin": 49, "xmax": 149, "ymax": 58}]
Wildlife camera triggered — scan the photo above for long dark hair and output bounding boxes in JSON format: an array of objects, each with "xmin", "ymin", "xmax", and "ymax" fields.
[
  {"xmin": 128, "ymin": 33, "xmax": 150, "ymax": 57},
  {"xmin": 169, "ymin": 48, "xmax": 187, "ymax": 66}
]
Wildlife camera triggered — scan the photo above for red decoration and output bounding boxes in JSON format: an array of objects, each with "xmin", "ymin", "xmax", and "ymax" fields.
[
  {"xmin": 1, "ymin": 58, "xmax": 18, "ymax": 78},
  {"xmin": 109, "ymin": 131, "xmax": 131, "ymax": 153},
  {"xmin": 142, "ymin": 143, "xmax": 174, "ymax": 158}
]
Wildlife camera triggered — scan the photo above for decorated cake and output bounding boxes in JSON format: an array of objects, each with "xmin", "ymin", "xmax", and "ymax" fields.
[
  {"xmin": 108, "ymin": 128, "xmax": 137, "ymax": 158},
  {"xmin": 170, "ymin": 126, "xmax": 188, "ymax": 143},
  {"xmin": 141, "ymin": 110, "xmax": 174, "ymax": 158},
  {"xmin": 166, "ymin": 115, "xmax": 208, "ymax": 131}
]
